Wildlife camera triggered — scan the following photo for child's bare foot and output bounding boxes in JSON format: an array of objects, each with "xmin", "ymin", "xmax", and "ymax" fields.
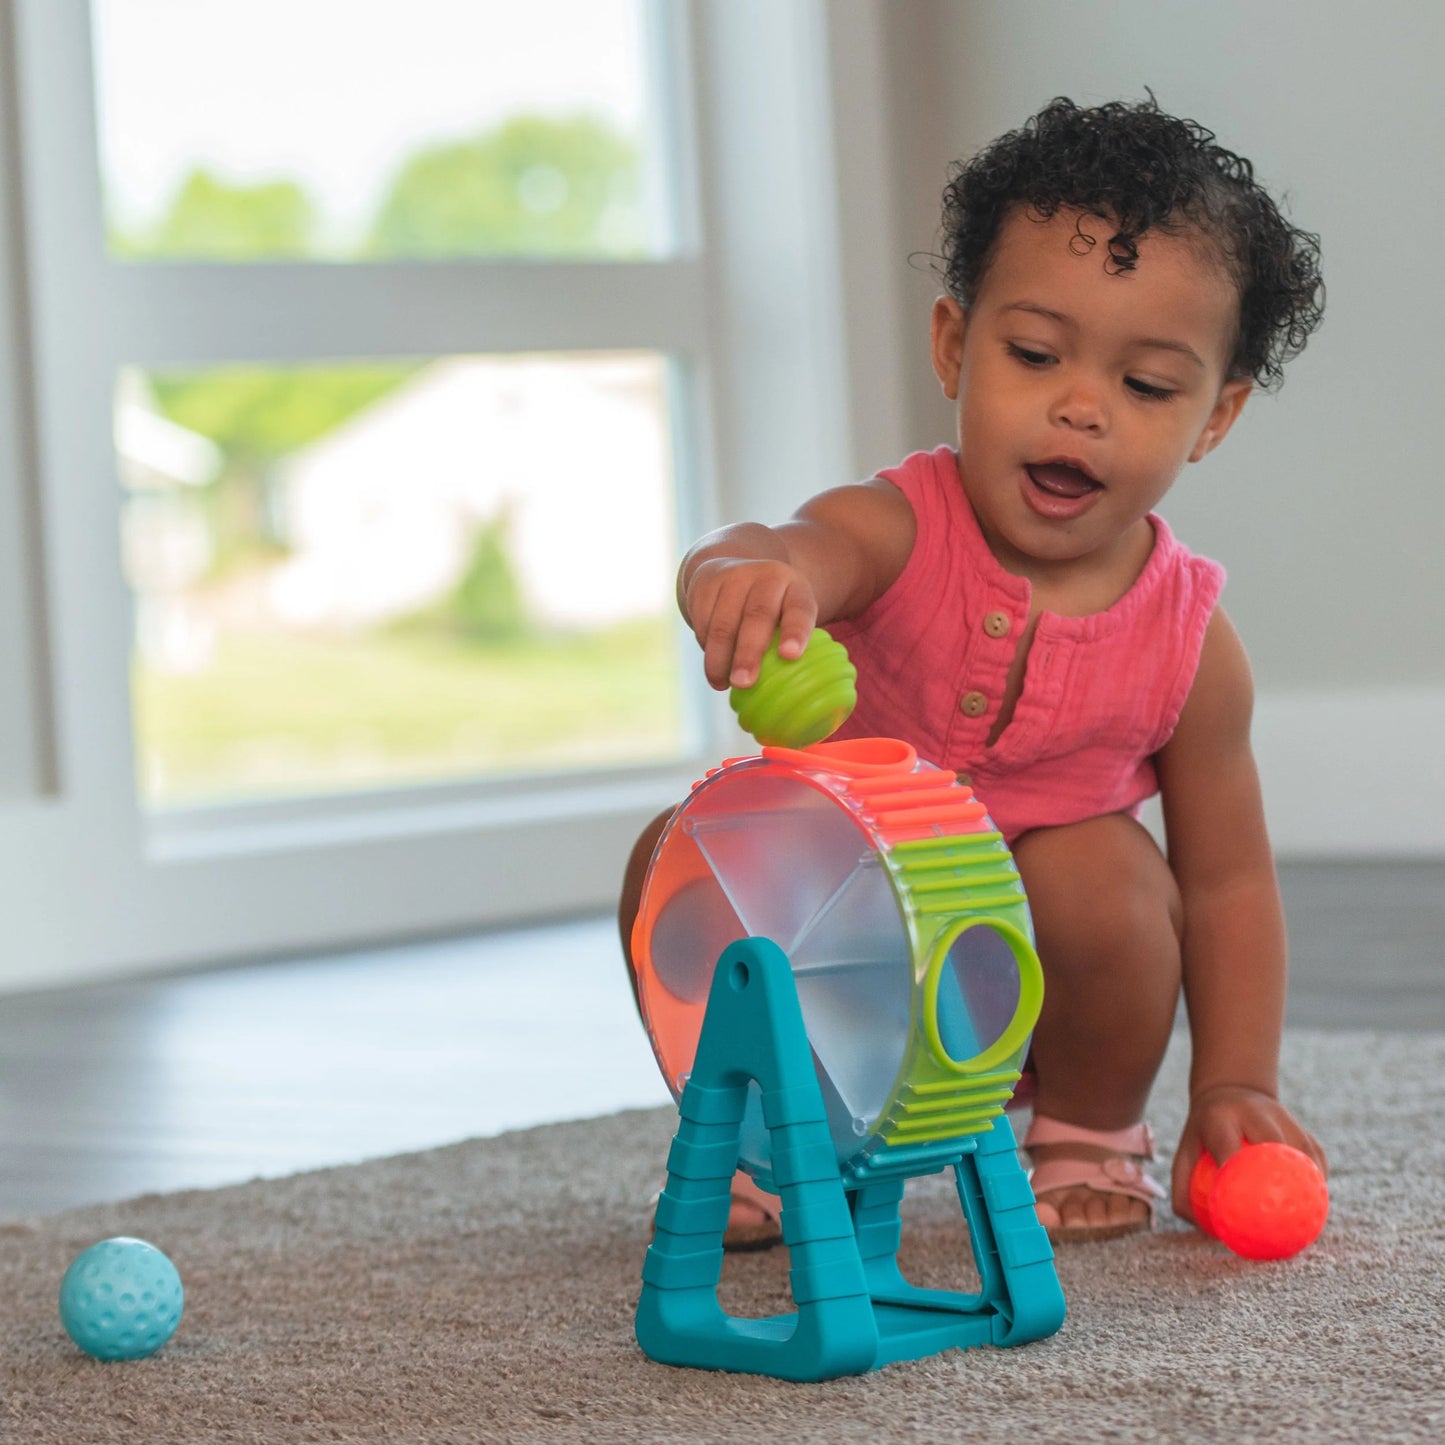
[
  {"xmin": 1024, "ymin": 1118, "xmax": 1165, "ymax": 1244},
  {"xmin": 1029, "ymin": 1142, "xmax": 1154, "ymax": 1241}
]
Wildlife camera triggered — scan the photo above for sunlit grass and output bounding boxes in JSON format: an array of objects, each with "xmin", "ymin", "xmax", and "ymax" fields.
[{"xmin": 133, "ymin": 616, "xmax": 684, "ymax": 806}]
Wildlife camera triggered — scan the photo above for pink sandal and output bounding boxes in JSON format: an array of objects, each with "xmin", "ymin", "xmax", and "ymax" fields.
[
  {"xmin": 1024, "ymin": 1115, "xmax": 1166, "ymax": 1243},
  {"xmin": 721, "ymin": 1169, "xmax": 784, "ymax": 1252}
]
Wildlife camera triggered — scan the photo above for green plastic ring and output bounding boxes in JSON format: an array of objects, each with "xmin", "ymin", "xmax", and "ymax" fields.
[{"xmin": 920, "ymin": 916, "xmax": 1044, "ymax": 1076}]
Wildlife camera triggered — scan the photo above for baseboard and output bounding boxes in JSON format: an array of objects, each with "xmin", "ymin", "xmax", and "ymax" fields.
[
  {"xmin": 1137, "ymin": 686, "xmax": 1445, "ymax": 859},
  {"xmin": 1252, "ymin": 686, "xmax": 1445, "ymax": 858}
]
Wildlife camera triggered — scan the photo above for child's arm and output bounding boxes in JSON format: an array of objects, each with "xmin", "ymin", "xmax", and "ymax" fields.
[
  {"xmin": 1155, "ymin": 608, "xmax": 1328, "ymax": 1222},
  {"xmin": 677, "ymin": 479, "xmax": 915, "ymax": 690}
]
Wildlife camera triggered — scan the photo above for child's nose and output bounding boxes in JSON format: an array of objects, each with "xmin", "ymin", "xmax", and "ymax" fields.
[{"xmin": 1049, "ymin": 382, "xmax": 1108, "ymax": 434}]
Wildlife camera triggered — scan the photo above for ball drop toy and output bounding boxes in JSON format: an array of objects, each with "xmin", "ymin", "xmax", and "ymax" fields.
[
  {"xmin": 59, "ymin": 1236, "xmax": 184, "ymax": 1360},
  {"xmin": 729, "ymin": 628, "xmax": 856, "ymax": 747},
  {"xmin": 633, "ymin": 640, "xmax": 1066, "ymax": 1378},
  {"xmin": 1189, "ymin": 1143, "xmax": 1328, "ymax": 1261}
]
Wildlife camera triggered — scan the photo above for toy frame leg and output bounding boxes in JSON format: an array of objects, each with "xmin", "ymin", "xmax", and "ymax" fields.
[{"xmin": 635, "ymin": 937, "xmax": 1064, "ymax": 1380}]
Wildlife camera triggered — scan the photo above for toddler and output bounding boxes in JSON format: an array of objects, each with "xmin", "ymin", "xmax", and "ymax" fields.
[{"xmin": 620, "ymin": 96, "xmax": 1328, "ymax": 1246}]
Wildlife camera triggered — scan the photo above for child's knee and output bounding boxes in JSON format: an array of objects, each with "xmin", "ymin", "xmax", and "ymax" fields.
[
  {"xmin": 1016, "ymin": 814, "xmax": 1182, "ymax": 974},
  {"xmin": 618, "ymin": 808, "xmax": 675, "ymax": 976}
]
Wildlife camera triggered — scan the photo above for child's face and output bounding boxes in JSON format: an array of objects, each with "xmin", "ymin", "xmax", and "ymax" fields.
[{"xmin": 931, "ymin": 207, "xmax": 1251, "ymax": 580}]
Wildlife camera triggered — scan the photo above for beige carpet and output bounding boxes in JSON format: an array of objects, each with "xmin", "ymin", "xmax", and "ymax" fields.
[{"xmin": 3, "ymin": 1028, "xmax": 1442, "ymax": 1444}]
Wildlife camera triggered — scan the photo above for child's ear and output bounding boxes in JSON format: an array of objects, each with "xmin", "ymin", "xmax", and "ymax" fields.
[
  {"xmin": 930, "ymin": 296, "xmax": 967, "ymax": 401},
  {"xmin": 1189, "ymin": 378, "xmax": 1252, "ymax": 462}
]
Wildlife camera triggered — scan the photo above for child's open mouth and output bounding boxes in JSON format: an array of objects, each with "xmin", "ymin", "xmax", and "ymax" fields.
[{"xmin": 1024, "ymin": 461, "xmax": 1103, "ymax": 519}]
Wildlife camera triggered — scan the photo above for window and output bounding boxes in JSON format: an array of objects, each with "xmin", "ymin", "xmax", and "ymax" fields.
[
  {"xmin": 94, "ymin": 0, "xmax": 687, "ymax": 807},
  {"xmin": 0, "ymin": 0, "xmax": 907, "ymax": 986},
  {"xmin": 93, "ymin": 0, "xmax": 670, "ymax": 264},
  {"xmin": 120, "ymin": 353, "xmax": 685, "ymax": 807}
]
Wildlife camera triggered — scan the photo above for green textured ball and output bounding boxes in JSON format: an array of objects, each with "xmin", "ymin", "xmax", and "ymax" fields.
[{"xmin": 729, "ymin": 629, "xmax": 857, "ymax": 747}]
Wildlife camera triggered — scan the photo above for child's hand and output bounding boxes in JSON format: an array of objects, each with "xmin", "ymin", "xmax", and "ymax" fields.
[
  {"xmin": 1170, "ymin": 1083, "xmax": 1328, "ymax": 1224},
  {"xmin": 683, "ymin": 557, "xmax": 819, "ymax": 691}
]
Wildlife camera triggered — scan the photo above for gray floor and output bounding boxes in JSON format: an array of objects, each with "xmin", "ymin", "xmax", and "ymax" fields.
[{"xmin": 0, "ymin": 860, "xmax": 1440, "ymax": 1221}]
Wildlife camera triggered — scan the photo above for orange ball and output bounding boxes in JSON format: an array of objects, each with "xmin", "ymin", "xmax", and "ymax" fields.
[
  {"xmin": 1209, "ymin": 1142, "xmax": 1329, "ymax": 1261},
  {"xmin": 1189, "ymin": 1151, "xmax": 1220, "ymax": 1237}
]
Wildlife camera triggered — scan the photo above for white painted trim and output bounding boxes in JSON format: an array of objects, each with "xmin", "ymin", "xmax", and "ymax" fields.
[
  {"xmin": 0, "ymin": 770, "xmax": 696, "ymax": 995},
  {"xmin": 0, "ymin": 1, "xmax": 50, "ymax": 801},
  {"xmin": 108, "ymin": 260, "xmax": 710, "ymax": 364},
  {"xmin": 1138, "ymin": 687, "xmax": 1445, "ymax": 859},
  {"xmin": 1253, "ymin": 687, "xmax": 1445, "ymax": 858},
  {"xmin": 821, "ymin": 0, "xmax": 916, "ymax": 478}
]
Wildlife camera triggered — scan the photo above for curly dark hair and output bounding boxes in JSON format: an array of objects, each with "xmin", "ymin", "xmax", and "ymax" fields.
[{"xmin": 936, "ymin": 96, "xmax": 1324, "ymax": 391}]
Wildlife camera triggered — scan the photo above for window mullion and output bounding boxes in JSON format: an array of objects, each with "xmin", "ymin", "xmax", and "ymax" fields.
[{"xmin": 105, "ymin": 258, "xmax": 708, "ymax": 366}]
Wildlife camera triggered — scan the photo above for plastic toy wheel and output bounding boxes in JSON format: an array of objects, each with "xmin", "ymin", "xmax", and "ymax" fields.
[{"xmin": 632, "ymin": 737, "xmax": 1043, "ymax": 1187}]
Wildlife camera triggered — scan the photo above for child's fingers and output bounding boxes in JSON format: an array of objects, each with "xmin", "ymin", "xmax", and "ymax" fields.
[
  {"xmin": 1286, "ymin": 1127, "xmax": 1329, "ymax": 1179},
  {"xmin": 1170, "ymin": 1148, "xmax": 1198, "ymax": 1219},
  {"xmin": 774, "ymin": 589, "xmax": 818, "ymax": 662},
  {"xmin": 685, "ymin": 561, "xmax": 815, "ymax": 689},
  {"xmin": 728, "ymin": 603, "xmax": 785, "ymax": 689},
  {"xmin": 695, "ymin": 586, "xmax": 752, "ymax": 691},
  {"xmin": 686, "ymin": 590, "xmax": 731, "ymax": 690},
  {"xmin": 731, "ymin": 583, "xmax": 819, "ymax": 686},
  {"xmin": 700, "ymin": 610, "xmax": 742, "ymax": 691},
  {"xmin": 1199, "ymin": 1115, "xmax": 1247, "ymax": 1168},
  {"xmin": 696, "ymin": 581, "xmax": 777, "ymax": 690}
]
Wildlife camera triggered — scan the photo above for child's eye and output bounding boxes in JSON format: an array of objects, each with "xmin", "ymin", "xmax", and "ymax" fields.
[
  {"xmin": 1007, "ymin": 343, "xmax": 1055, "ymax": 367},
  {"xmin": 1125, "ymin": 376, "xmax": 1175, "ymax": 402}
]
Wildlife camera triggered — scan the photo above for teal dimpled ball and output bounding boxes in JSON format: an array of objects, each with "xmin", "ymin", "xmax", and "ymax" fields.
[
  {"xmin": 59, "ymin": 1237, "xmax": 184, "ymax": 1360},
  {"xmin": 729, "ymin": 629, "xmax": 857, "ymax": 747}
]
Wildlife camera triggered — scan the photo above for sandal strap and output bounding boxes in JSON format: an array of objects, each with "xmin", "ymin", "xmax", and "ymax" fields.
[
  {"xmin": 1023, "ymin": 1114, "xmax": 1158, "ymax": 1160},
  {"xmin": 1023, "ymin": 1113, "xmax": 1165, "ymax": 1213},
  {"xmin": 731, "ymin": 1169, "xmax": 780, "ymax": 1217},
  {"xmin": 1027, "ymin": 1153, "xmax": 1167, "ymax": 1205}
]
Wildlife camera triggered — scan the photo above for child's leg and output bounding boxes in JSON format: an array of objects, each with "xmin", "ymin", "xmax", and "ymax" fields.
[
  {"xmin": 1009, "ymin": 812, "xmax": 1184, "ymax": 1238},
  {"xmin": 617, "ymin": 809, "xmax": 673, "ymax": 1018},
  {"xmin": 617, "ymin": 807, "xmax": 784, "ymax": 1250}
]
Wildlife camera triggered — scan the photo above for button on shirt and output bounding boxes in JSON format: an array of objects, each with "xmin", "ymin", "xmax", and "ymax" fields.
[{"xmin": 827, "ymin": 445, "xmax": 1225, "ymax": 843}]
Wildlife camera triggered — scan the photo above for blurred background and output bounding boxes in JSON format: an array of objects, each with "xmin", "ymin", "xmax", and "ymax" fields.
[
  {"xmin": 104, "ymin": 0, "xmax": 681, "ymax": 807},
  {"xmin": 0, "ymin": 0, "xmax": 1440, "ymax": 994}
]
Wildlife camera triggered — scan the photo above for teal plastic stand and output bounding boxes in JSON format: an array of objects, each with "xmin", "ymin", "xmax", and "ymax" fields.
[{"xmin": 636, "ymin": 937, "xmax": 1066, "ymax": 1380}]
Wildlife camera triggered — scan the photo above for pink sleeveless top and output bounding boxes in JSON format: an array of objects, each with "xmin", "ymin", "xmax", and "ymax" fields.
[{"xmin": 828, "ymin": 445, "xmax": 1224, "ymax": 843}]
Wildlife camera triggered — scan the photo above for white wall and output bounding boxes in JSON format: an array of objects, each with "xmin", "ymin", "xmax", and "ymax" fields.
[{"xmin": 874, "ymin": 0, "xmax": 1445, "ymax": 855}]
